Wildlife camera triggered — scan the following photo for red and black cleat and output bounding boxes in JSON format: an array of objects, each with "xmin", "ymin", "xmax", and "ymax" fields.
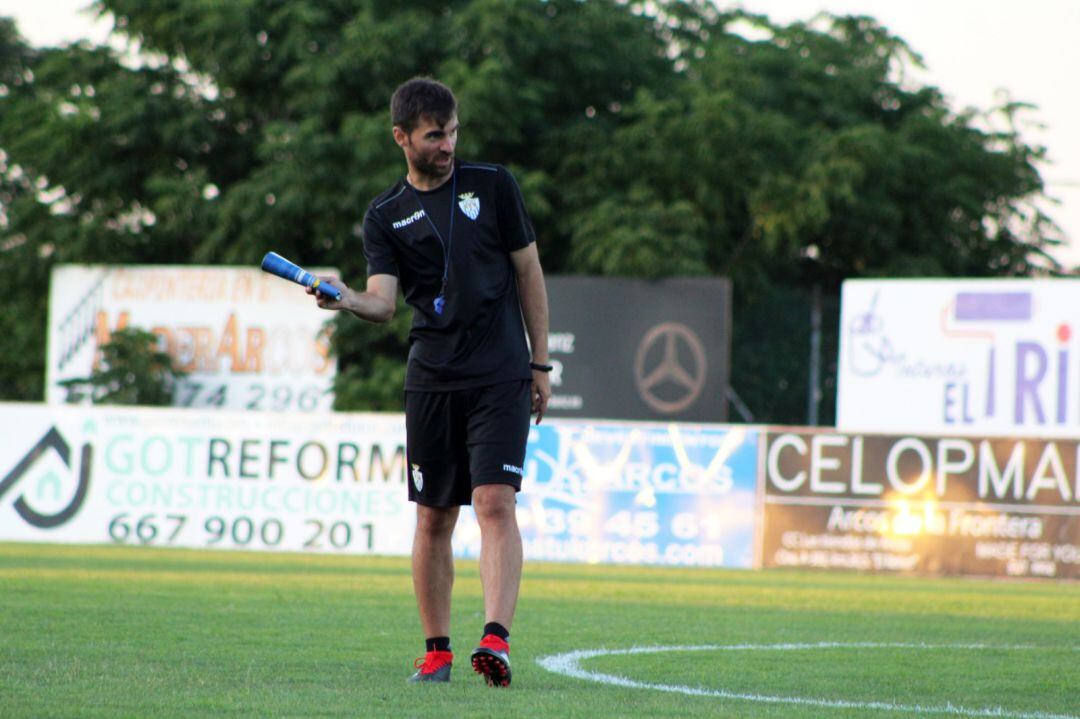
[
  {"xmin": 409, "ymin": 650, "xmax": 453, "ymax": 683},
  {"xmin": 471, "ymin": 635, "xmax": 512, "ymax": 687}
]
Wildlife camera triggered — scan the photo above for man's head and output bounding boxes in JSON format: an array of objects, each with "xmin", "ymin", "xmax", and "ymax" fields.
[
  {"xmin": 391, "ymin": 78, "xmax": 459, "ymax": 186},
  {"xmin": 391, "ymin": 77, "xmax": 457, "ymax": 133}
]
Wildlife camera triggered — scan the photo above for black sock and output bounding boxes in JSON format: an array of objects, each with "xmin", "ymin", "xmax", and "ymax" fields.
[
  {"xmin": 483, "ymin": 622, "xmax": 509, "ymax": 641},
  {"xmin": 426, "ymin": 636, "xmax": 451, "ymax": 652}
]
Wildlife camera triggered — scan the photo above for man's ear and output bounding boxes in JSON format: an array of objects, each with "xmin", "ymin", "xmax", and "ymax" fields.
[{"xmin": 392, "ymin": 126, "xmax": 408, "ymax": 149}]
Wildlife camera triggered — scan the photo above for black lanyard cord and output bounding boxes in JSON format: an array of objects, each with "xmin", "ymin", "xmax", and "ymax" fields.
[{"xmin": 410, "ymin": 170, "xmax": 457, "ymax": 315}]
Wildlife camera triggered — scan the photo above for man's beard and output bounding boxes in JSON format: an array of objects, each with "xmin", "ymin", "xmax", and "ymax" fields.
[{"xmin": 414, "ymin": 153, "xmax": 453, "ymax": 180}]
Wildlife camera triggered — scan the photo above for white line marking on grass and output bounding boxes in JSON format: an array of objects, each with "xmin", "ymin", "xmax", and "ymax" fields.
[{"xmin": 536, "ymin": 643, "xmax": 1078, "ymax": 719}]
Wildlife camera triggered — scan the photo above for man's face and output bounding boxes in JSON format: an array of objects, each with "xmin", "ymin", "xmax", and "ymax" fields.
[{"xmin": 396, "ymin": 114, "xmax": 459, "ymax": 181}]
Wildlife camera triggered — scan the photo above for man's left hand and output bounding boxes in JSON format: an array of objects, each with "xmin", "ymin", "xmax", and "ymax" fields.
[{"xmin": 531, "ymin": 370, "xmax": 551, "ymax": 425}]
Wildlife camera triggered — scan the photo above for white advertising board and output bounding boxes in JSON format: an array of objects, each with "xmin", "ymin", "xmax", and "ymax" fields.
[
  {"xmin": 0, "ymin": 403, "xmax": 412, "ymax": 554},
  {"xmin": 46, "ymin": 265, "xmax": 336, "ymax": 412},
  {"xmin": 0, "ymin": 403, "xmax": 765, "ymax": 568},
  {"xmin": 838, "ymin": 279, "xmax": 1080, "ymax": 437}
]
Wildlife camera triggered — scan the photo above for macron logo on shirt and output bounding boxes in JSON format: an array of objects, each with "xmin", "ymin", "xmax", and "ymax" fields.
[{"xmin": 392, "ymin": 209, "xmax": 426, "ymax": 230}]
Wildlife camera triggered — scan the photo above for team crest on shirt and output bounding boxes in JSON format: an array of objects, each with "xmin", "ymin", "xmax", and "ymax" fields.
[
  {"xmin": 411, "ymin": 464, "xmax": 424, "ymax": 492},
  {"xmin": 458, "ymin": 192, "xmax": 480, "ymax": 220}
]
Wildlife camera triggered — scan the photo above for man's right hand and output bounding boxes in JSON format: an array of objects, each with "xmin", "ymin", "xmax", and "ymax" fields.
[
  {"xmin": 307, "ymin": 275, "xmax": 350, "ymax": 311},
  {"xmin": 310, "ymin": 273, "xmax": 397, "ymax": 323}
]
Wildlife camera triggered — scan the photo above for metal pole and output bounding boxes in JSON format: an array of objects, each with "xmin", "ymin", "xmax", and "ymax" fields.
[{"xmin": 807, "ymin": 285, "xmax": 822, "ymax": 426}]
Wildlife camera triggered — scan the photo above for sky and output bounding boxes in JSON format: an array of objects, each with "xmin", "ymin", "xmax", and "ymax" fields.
[{"xmin": 2, "ymin": 0, "xmax": 1078, "ymax": 270}]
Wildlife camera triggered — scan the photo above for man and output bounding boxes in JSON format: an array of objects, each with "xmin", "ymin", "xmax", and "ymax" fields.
[{"xmin": 309, "ymin": 77, "xmax": 550, "ymax": 688}]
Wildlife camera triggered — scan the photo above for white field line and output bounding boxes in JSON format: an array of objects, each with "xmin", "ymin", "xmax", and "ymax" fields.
[{"xmin": 535, "ymin": 643, "xmax": 1079, "ymax": 719}]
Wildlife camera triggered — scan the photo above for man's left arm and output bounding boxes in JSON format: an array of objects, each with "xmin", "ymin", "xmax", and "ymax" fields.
[{"xmin": 510, "ymin": 242, "xmax": 551, "ymax": 424}]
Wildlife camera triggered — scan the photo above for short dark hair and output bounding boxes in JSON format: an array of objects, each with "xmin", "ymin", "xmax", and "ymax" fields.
[{"xmin": 391, "ymin": 77, "xmax": 457, "ymax": 133}]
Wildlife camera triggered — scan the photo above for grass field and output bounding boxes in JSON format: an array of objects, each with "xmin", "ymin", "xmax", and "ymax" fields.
[{"xmin": 1, "ymin": 542, "xmax": 1077, "ymax": 718}]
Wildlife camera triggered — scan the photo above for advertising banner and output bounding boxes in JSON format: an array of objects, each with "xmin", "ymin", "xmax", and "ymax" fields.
[
  {"xmin": 838, "ymin": 279, "xmax": 1080, "ymax": 437},
  {"xmin": 455, "ymin": 421, "xmax": 760, "ymax": 568},
  {"xmin": 46, "ymin": 265, "xmax": 336, "ymax": 412},
  {"xmin": 0, "ymin": 404, "xmax": 411, "ymax": 555},
  {"xmin": 0, "ymin": 404, "xmax": 761, "ymax": 568},
  {"xmin": 761, "ymin": 428, "xmax": 1080, "ymax": 579},
  {"xmin": 545, "ymin": 277, "xmax": 731, "ymax": 422}
]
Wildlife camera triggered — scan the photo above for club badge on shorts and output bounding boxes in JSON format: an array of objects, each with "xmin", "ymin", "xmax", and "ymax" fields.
[
  {"xmin": 458, "ymin": 192, "xmax": 480, "ymax": 220},
  {"xmin": 410, "ymin": 463, "xmax": 424, "ymax": 492}
]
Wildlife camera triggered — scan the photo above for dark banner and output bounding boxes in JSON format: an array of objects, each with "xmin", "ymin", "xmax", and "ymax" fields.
[
  {"xmin": 545, "ymin": 276, "xmax": 731, "ymax": 422},
  {"xmin": 761, "ymin": 429, "xmax": 1080, "ymax": 579}
]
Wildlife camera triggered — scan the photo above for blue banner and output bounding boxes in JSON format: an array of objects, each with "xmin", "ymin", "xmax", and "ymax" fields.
[{"xmin": 454, "ymin": 420, "xmax": 759, "ymax": 568}]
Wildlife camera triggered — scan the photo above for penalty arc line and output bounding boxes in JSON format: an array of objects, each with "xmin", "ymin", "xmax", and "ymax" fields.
[{"xmin": 535, "ymin": 643, "xmax": 1079, "ymax": 719}]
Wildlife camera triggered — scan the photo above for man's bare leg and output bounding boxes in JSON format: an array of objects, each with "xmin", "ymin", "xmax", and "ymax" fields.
[
  {"xmin": 412, "ymin": 504, "xmax": 460, "ymax": 638},
  {"xmin": 469, "ymin": 483, "xmax": 520, "ymax": 686},
  {"xmin": 471, "ymin": 484, "xmax": 522, "ymax": 631}
]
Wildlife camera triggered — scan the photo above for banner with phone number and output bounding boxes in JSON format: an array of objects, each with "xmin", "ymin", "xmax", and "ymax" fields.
[
  {"xmin": 46, "ymin": 265, "xmax": 336, "ymax": 412},
  {"xmin": 0, "ymin": 403, "xmax": 410, "ymax": 555},
  {"xmin": 454, "ymin": 421, "xmax": 760, "ymax": 568},
  {"xmin": 1, "ymin": 404, "xmax": 759, "ymax": 567}
]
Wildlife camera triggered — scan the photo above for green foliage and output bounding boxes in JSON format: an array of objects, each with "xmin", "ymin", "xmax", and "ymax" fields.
[
  {"xmin": 569, "ymin": 187, "xmax": 708, "ymax": 278},
  {"xmin": 331, "ymin": 296, "xmax": 410, "ymax": 411},
  {"xmin": 57, "ymin": 327, "xmax": 185, "ymax": 405},
  {"xmin": 0, "ymin": 2, "xmax": 1064, "ymax": 419}
]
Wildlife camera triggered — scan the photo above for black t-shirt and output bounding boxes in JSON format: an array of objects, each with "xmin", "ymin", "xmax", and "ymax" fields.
[{"xmin": 361, "ymin": 161, "xmax": 535, "ymax": 391}]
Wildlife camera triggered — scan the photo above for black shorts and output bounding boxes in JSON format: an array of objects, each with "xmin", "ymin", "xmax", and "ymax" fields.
[{"xmin": 405, "ymin": 380, "xmax": 531, "ymax": 507}]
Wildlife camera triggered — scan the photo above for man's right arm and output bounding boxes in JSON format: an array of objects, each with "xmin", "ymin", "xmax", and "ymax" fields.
[
  {"xmin": 309, "ymin": 273, "xmax": 398, "ymax": 323},
  {"xmin": 308, "ymin": 203, "xmax": 400, "ymax": 322}
]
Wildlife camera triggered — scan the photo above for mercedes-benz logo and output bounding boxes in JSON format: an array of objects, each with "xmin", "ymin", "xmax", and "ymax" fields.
[{"xmin": 634, "ymin": 322, "xmax": 707, "ymax": 414}]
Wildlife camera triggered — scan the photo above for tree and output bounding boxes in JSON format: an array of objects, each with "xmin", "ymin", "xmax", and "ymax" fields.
[
  {"xmin": 552, "ymin": 8, "xmax": 1062, "ymax": 421},
  {"xmin": 57, "ymin": 327, "xmax": 185, "ymax": 405},
  {"xmin": 0, "ymin": 2, "xmax": 1063, "ymax": 422}
]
